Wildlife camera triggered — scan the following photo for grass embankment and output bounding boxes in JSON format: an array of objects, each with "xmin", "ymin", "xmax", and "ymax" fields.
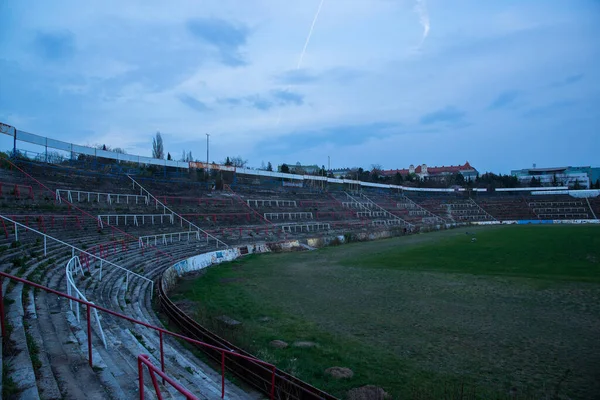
[{"xmin": 170, "ymin": 225, "xmax": 600, "ymax": 399}]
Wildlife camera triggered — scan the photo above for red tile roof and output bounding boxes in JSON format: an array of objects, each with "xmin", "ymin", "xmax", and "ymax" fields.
[{"xmin": 382, "ymin": 162, "xmax": 474, "ymax": 176}]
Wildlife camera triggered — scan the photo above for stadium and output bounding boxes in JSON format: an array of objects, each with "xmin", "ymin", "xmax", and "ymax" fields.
[{"xmin": 0, "ymin": 124, "xmax": 598, "ymax": 399}]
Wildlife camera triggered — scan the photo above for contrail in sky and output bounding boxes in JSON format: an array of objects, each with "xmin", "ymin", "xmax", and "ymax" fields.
[
  {"xmin": 276, "ymin": 0, "xmax": 325, "ymax": 126},
  {"xmin": 414, "ymin": 0, "xmax": 430, "ymax": 47},
  {"xmin": 298, "ymin": 0, "xmax": 325, "ymax": 69}
]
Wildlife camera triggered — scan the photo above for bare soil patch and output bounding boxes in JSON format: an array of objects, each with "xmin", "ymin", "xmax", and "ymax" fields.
[
  {"xmin": 292, "ymin": 341, "xmax": 317, "ymax": 348},
  {"xmin": 269, "ymin": 340, "xmax": 288, "ymax": 349},
  {"xmin": 325, "ymin": 367, "xmax": 354, "ymax": 379},
  {"xmin": 347, "ymin": 385, "xmax": 390, "ymax": 400}
]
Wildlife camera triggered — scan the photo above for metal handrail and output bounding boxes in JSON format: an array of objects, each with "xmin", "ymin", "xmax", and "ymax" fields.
[
  {"xmin": 138, "ymin": 354, "xmax": 198, "ymax": 400},
  {"xmin": 56, "ymin": 188, "xmax": 149, "ymax": 205},
  {"xmin": 97, "ymin": 213, "xmax": 174, "ymax": 228},
  {"xmin": 0, "ymin": 215, "xmax": 154, "ymax": 297},
  {"xmin": 0, "ymin": 271, "xmax": 276, "ymax": 399},
  {"xmin": 138, "ymin": 231, "xmax": 201, "ymax": 248},
  {"xmin": 65, "ymin": 256, "xmax": 107, "ymax": 348},
  {"xmin": 127, "ymin": 175, "xmax": 229, "ymax": 248}
]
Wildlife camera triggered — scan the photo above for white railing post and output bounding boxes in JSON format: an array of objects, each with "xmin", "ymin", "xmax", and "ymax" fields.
[
  {"xmin": 14, "ymin": 223, "xmax": 18, "ymax": 241},
  {"xmin": 76, "ymin": 292, "xmax": 80, "ymax": 322},
  {"xmin": 43, "ymin": 236, "xmax": 47, "ymax": 256},
  {"xmin": 67, "ymin": 279, "xmax": 72, "ymax": 310},
  {"xmin": 92, "ymin": 305, "xmax": 107, "ymax": 348}
]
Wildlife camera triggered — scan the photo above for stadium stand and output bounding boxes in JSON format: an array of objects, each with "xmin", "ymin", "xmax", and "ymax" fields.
[
  {"xmin": 475, "ymin": 195, "xmax": 538, "ymax": 221},
  {"xmin": 0, "ymin": 155, "xmax": 598, "ymax": 399},
  {"xmin": 0, "ymin": 164, "xmax": 258, "ymax": 398},
  {"xmin": 525, "ymin": 195, "xmax": 594, "ymax": 220},
  {"xmin": 405, "ymin": 192, "xmax": 496, "ymax": 223}
]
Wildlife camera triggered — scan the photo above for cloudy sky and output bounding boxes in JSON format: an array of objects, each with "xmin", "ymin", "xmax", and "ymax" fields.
[{"xmin": 0, "ymin": 0, "xmax": 598, "ymax": 173}]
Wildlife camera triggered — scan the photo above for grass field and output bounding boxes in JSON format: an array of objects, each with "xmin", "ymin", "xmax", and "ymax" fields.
[{"xmin": 170, "ymin": 225, "xmax": 600, "ymax": 399}]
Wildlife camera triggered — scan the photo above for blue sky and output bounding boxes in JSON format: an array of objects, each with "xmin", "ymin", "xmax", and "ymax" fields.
[{"xmin": 0, "ymin": 0, "xmax": 599, "ymax": 173}]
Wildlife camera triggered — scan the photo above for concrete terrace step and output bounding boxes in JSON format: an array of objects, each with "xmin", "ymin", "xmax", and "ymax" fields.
[
  {"xmin": 37, "ymin": 249, "xmax": 148, "ymax": 399},
  {"xmin": 84, "ymin": 245, "xmax": 258, "ymax": 399},
  {"xmin": 6, "ymin": 282, "xmax": 40, "ymax": 399},
  {"xmin": 31, "ymin": 234, "xmax": 255, "ymax": 399}
]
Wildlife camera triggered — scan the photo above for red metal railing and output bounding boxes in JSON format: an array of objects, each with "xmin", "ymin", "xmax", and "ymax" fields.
[
  {"xmin": 138, "ymin": 354, "xmax": 198, "ymax": 400},
  {"xmin": 0, "ymin": 181, "xmax": 34, "ymax": 199},
  {"xmin": 0, "ymin": 271, "xmax": 276, "ymax": 399}
]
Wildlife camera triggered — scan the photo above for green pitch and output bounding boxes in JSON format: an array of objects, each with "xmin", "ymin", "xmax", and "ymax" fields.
[{"xmin": 170, "ymin": 225, "xmax": 600, "ymax": 399}]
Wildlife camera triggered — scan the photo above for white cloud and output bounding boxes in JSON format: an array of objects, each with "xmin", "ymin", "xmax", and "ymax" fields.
[{"xmin": 414, "ymin": 0, "xmax": 430, "ymax": 47}]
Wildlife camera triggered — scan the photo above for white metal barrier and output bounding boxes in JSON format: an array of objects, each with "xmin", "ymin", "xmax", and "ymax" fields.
[
  {"xmin": 280, "ymin": 222, "xmax": 330, "ymax": 233},
  {"xmin": 247, "ymin": 199, "xmax": 297, "ymax": 207},
  {"xmin": 341, "ymin": 201, "xmax": 374, "ymax": 209},
  {"xmin": 138, "ymin": 231, "xmax": 203, "ymax": 248},
  {"xmin": 264, "ymin": 212, "xmax": 313, "ymax": 220},
  {"xmin": 65, "ymin": 256, "xmax": 107, "ymax": 348},
  {"xmin": 372, "ymin": 219, "xmax": 405, "ymax": 226},
  {"xmin": 56, "ymin": 189, "xmax": 149, "ymax": 205},
  {"xmin": 97, "ymin": 213, "xmax": 174, "ymax": 228}
]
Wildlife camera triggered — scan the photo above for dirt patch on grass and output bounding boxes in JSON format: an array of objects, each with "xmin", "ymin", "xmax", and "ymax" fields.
[
  {"xmin": 270, "ymin": 340, "xmax": 288, "ymax": 349},
  {"xmin": 215, "ymin": 315, "xmax": 242, "ymax": 328},
  {"xmin": 325, "ymin": 367, "xmax": 354, "ymax": 379},
  {"xmin": 347, "ymin": 385, "xmax": 389, "ymax": 400},
  {"xmin": 292, "ymin": 341, "xmax": 317, "ymax": 348}
]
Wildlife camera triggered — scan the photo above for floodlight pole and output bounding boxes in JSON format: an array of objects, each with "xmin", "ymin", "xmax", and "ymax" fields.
[
  {"xmin": 206, "ymin": 133, "xmax": 210, "ymax": 179},
  {"xmin": 206, "ymin": 133, "xmax": 210, "ymax": 166}
]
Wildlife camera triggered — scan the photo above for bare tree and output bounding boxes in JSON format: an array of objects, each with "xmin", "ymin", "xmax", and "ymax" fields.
[
  {"xmin": 371, "ymin": 164, "xmax": 383, "ymax": 182},
  {"xmin": 222, "ymin": 156, "xmax": 248, "ymax": 168},
  {"xmin": 152, "ymin": 132, "xmax": 164, "ymax": 159},
  {"xmin": 94, "ymin": 144, "xmax": 127, "ymax": 154}
]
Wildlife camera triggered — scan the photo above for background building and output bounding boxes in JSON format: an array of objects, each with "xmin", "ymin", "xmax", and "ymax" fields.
[
  {"xmin": 382, "ymin": 161, "xmax": 478, "ymax": 181},
  {"xmin": 331, "ymin": 167, "xmax": 357, "ymax": 178},
  {"xmin": 510, "ymin": 166, "xmax": 600, "ymax": 189}
]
